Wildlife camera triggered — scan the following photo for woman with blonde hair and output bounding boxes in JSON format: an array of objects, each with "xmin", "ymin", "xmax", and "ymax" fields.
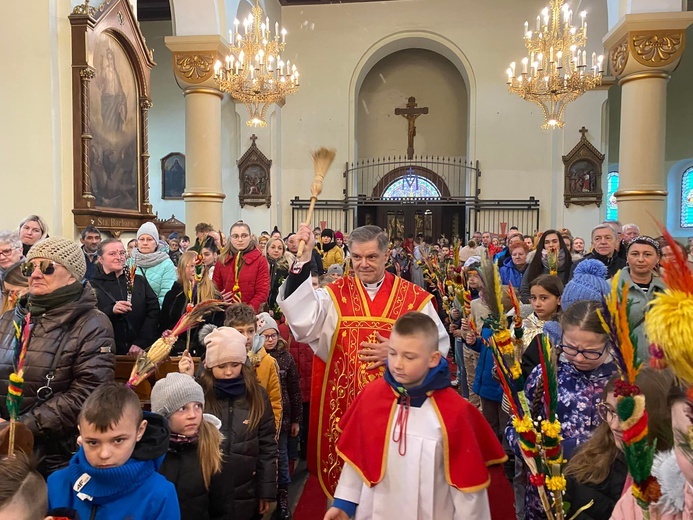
[
  {"xmin": 160, "ymin": 251, "xmax": 223, "ymax": 356},
  {"xmin": 17, "ymin": 215, "xmax": 48, "ymax": 256},
  {"xmin": 264, "ymin": 236, "xmax": 290, "ymax": 315}
]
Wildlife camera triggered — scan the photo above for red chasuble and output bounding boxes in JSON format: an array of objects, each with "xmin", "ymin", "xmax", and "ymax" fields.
[
  {"xmin": 336, "ymin": 378, "xmax": 515, "ymax": 519},
  {"xmin": 308, "ymin": 272, "xmax": 433, "ymax": 498}
]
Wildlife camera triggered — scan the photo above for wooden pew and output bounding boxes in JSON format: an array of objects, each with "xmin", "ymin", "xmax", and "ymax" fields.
[{"xmin": 115, "ymin": 355, "xmax": 201, "ymax": 402}]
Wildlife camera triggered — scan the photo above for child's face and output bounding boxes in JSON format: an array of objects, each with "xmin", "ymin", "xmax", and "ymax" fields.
[
  {"xmin": 560, "ymin": 326, "xmax": 608, "ymax": 372},
  {"xmin": 529, "ymin": 285, "xmax": 560, "ymax": 321},
  {"xmin": 233, "ymin": 323, "xmax": 256, "ymax": 348},
  {"xmin": 212, "ymin": 362, "xmax": 243, "ymax": 380},
  {"xmin": 168, "ymin": 402, "xmax": 203, "ymax": 437},
  {"xmin": 261, "ymin": 329, "xmax": 278, "ymax": 351},
  {"xmin": 387, "ymin": 331, "xmax": 440, "ymax": 389},
  {"xmin": 467, "ymin": 271, "xmax": 481, "ymax": 289},
  {"xmin": 330, "ymin": 273, "xmax": 342, "ymax": 281},
  {"xmin": 79, "ymin": 407, "xmax": 146, "ymax": 469},
  {"xmin": 672, "ymin": 401, "xmax": 693, "ymax": 485}
]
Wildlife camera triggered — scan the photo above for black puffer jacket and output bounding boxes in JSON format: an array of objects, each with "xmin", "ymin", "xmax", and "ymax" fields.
[
  {"xmin": 90, "ymin": 266, "xmax": 160, "ymax": 355},
  {"xmin": 267, "ymin": 259, "xmax": 289, "ymax": 313},
  {"xmin": 268, "ymin": 348, "xmax": 302, "ymax": 433},
  {"xmin": 218, "ymin": 388, "xmax": 277, "ymax": 520},
  {"xmin": 0, "ymin": 283, "xmax": 115, "ymax": 474},
  {"xmin": 159, "ymin": 433, "xmax": 234, "ymax": 520},
  {"xmin": 564, "ymin": 453, "xmax": 629, "ymax": 519}
]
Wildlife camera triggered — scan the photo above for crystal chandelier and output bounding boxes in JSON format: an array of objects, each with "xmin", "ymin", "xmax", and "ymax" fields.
[
  {"xmin": 506, "ymin": 0, "xmax": 603, "ymax": 129},
  {"xmin": 214, "ymin": 1, "xmax": 300, "ymax": 127}
]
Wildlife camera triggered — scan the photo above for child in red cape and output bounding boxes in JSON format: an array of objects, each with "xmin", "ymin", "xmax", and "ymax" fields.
[{"xmin": 324, "ymin": 311, "xmax": 515, "ymax": 520}]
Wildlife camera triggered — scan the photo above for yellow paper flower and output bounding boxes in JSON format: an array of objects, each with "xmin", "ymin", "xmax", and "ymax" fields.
[
  {"xmin": 541, "ymin": 420, "xmax": 562, "ymax": 439},
  {"xmin": 545, "ymin": 475, "xmax": 566, "ymax": 491},
  {"xmin": 510, "ymin": 362, "xmax": 522, "ymax": 380},
  {"xmin": 495, "ymin": 329, "xmax": 514, "ymax": 355},
  {"xmin": 512, "ymin": 415, "xmax": 534, "ymax": 433}
]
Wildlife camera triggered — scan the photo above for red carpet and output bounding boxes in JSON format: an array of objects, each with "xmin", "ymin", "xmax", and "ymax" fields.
[{"xmin": 293, "ymin": 474, "xmax": 327, "ymax": 519}]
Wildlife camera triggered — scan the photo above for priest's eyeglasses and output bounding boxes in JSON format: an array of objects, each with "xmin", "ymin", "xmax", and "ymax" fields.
[
  {"xmin": 558, "ymin": 342, "xmax": 607, "ymax": 360},
  {"xmin": 21, "ymin": 260, "xmax": 57, "ymax": 277}
]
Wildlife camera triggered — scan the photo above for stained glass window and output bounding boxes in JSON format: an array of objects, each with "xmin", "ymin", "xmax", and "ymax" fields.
[
  {"xmin": 681, "ymin": 167, "xmax": 693, "ymax": 228},
  {"xmin": 605, "ymin": 171, "xmax": 619, "ymax": 221},
  {"xmin": 382, "ymin": 175, "xmax": 441, "ymax": 199}
]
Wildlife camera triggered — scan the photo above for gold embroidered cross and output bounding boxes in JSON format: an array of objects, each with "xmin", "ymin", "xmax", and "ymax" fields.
[{"xmin": 366, "ymin": 331, "xmax": 379, "ymax": 343}]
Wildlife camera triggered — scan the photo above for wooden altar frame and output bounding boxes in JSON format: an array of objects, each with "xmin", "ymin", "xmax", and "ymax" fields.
[
  {"xmin": 562, "ymin": 127, "xmax": 605, "ymax": 208},
  {"xmin": 238, "ymin": 135, "xmax": 272, "ymax": 208},
  {"xmin": 70, "ymin": 0, "xmax": 156, "ymax": 237}
]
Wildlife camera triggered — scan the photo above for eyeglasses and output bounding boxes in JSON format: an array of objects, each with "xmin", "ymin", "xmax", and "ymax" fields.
[
  {"xmin": 21, "ymin": 260, "xmax": 57, "ymax": 277},
  {"xmin": 597, "ymin": 402, "xmax": 618, "ymax": 423},
  {"xmin": 263, "ymin": 333, "xmax": 278, "ymax": 340},
  {"xmin": 230, "ymin": 233, "xmax": 250, "ymax": 240},
  {"xmin": 559, "ymin": 342, "xmax": 608, "ymax": 361},
  {"xmin": 0, "ymin": 248, "xmax": 16, "ymax": 258}
]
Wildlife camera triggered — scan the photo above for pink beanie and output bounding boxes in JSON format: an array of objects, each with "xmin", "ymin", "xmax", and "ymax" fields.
[{"xmin": 203, "ymin": 327, "xmax": 247, "ymax": 368}]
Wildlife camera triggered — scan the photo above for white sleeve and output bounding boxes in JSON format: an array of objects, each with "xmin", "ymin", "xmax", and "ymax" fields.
[
  {"xmin": 333, "ymin": 462, "xmax": 364, "ymax": 505},
  {"xmin": 420, "ymin": 300, "xmax": 450, "ymax": 358},
  {"xmin": 452, "ymin": 488, "xmax": 490, "ymax": 520},
  {"xmin": 277, "ymin": 275, "xmax": 338, "ymax": 363}
]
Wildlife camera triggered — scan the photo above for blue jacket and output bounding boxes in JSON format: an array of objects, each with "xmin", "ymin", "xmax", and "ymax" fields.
[
  {"xmin": 47, "ymin": 414, "xmax": 180, "ymax": 520},
  {"xmin": 466, "ymin": 326, "xmax": 503, "ymax": 402},
  {"xmin": 499, "ymin": 256, "xmax": 525, "ymax": 289}
]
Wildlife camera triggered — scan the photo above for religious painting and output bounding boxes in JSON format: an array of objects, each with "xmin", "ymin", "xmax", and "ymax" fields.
[
  {"xmin": 161, "ymin": 153, "xmax": 185, "ymax": 200},
  {"xmin": 70, "ymin": 0, "xmax": 156, "ymax": 237},
  {"xmin": 237, "ymin": 135, "xmax": 272, "ymax": 208},
  {"xmin": 90, "ymin": 34, "xmax": 139, "ymax": 210},
  {"xmin": 563, "ymin": 127, "xmax": 604, "ymax": 207}
]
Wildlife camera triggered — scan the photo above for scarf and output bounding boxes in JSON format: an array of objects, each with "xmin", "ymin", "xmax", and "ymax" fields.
[
  {"xmin": 25, "ymin": 281, "xmax": 84, "ymax": 316},
  {"xmin": 322, "ymin": 242, "xmax": 336, "ymax": 253},
  {"xmin": 522, "ymin": 312, "xmax": 546, "ymax": 349},
  {"xmin": 129, "ymin": 250, "xmax": 170, "ymax": 269},
  {"xmin": 213, "ymin": 376, "xmax": 246, "ymax": 400},
  {"xmin": 541, "ymin": 249, "xmax": 566, "ymax": 271},
  {"xmin": 169, "ymin": 433, "xmax": 199, "ymax": 446}
]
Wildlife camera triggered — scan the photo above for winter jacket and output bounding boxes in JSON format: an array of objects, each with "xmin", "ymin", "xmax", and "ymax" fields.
[
  {"xmin": 466, "ymin": 299, "xmax": 503, "ymax": 402},
  {"xmin": 611, "ymin": 450, "xmax": 693, "ymax": 520},
  {"xmin": 320, "ymin": 243, "xmax": 344, "ymax": 270},
  {"xmin": 280, "ymin": 322, "xmax": 313, "ymax": 402},
  {"xmin": 268, "ymin": 259, "xmax": 289, "ymax": 313},
  {"xmin": 133, "ymin": 255, "xmax": 177, "ymax": 307},
  {"xmin": 47, "ymin": 413, "xmax": 180, "ymax": 520},
  {"xmin": 268, "ymin": 347, "xmax": 302, "ymax": 433},
  {"xmin": 159, "ymin": 282, "xmax": 225, "ymax": 356},
  {"xmin": 91, "ymin": 267, "xmax": 160, "ymax": 355},
  {"xmin": 571, "ymin": 251, "xmax": 626, "ymax": 280},
  {"xmin": 83, "ymin": 247, "xmax": 99, "ymax": 281},
  {"xmin": 564, "ymin": 452, "xmax": 628, "ymax": 519},
  {"xmin": 520, "ymin": 257, "xmax": 572, "ymax": 303},
  {"xmin": 249, "ymin": 343, "xmax": 283, "ymax": 434},
  {"xmin": 499, "ymin": 256, "xmax": 527, "ymax": 289},
  {"xmin": 0, "ymin": 283, "xmax": 115, "ymax": 475},
  {"xmin": 159, "ymin": 423, "xmax": 234, "ymax": 520},
  {"xmin": 218, "ymin": 387, "xmax": 278, "ymax": 520},
  {"xmin": 618, "ymin": 267, "xmax": 667, "ymax": 360},
  {"xmin": 213, "ymin": 248, "xmax": 270, "ymax": 312}
]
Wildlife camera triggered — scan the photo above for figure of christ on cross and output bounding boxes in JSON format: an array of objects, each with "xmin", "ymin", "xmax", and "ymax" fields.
[{"xmin": 395, "ymin": 96, "xmax": 429, "ymax": 160}]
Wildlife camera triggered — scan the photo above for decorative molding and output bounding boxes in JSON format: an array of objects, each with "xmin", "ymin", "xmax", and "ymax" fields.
[
  {"xmin": 174, "ymin": 52, "xmax": 216, "ymax": 83},
  {"xmin": 618, "ymin": 71, "xmax": 670, "ymax": 86},
  {"xmin": 181, "ymin": 191, "xmax": 227, "ymax": 200},
  {"xmin": 630, "ymin": 30, "xmax": 685, "ymax": 67},
  {"xmin": 183, "ymin": 86, "xmax": 224, "ymax": 99},
  {"xmin": 614, "ymin": 189, "xmax": 668, "ymax": 198},
  {"xmin": 610, "ymin": 37, "xmax": 629, "ymax": 77}
]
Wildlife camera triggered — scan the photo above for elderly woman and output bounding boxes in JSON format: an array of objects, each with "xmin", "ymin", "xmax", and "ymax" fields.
[
  {"xmin": 128, "ymin": 222, "xmax": 177, "ymax": 307},
  {"xmin": 0, "ymin": 237, "xmax": 115, "ymax": 475},
  {"xmin": 0, "ymin": 231, "xmax": 24, "ymax": 279},
  {"xmin": 91, "ymin": 238, "xmax": 160, "ymax": 356},
  {"xmin": 499, "ymin": 242, "xmax": 529, "ymax": 288},
  {"xmin": 18, "ymin": 215, "xmax": 48, "ymax": 256},
  {"xmin": 213, "ymin": 221, "xmax": 270, "ymax": 312}
]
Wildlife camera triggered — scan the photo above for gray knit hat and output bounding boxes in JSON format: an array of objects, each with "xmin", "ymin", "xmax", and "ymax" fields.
[
  {"xmin": 137, "ymin": 222, "xmax": 160, "ymax": 243},
  {"xmin": 27, "ymin": 236, "xmax": 87, "ymax": 281},
  {"xmin": 256, "ymin": 312, "xmax": 279, "ymax": 336},
  {"xmin": 150, "ymin": 373, "xmax": 205, "ymax": 419}
]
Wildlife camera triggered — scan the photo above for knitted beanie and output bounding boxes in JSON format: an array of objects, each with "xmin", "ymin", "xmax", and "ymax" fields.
[
  {"xmin": 137, "ymin": 222, "xmax": 160, "ymax": 243},
  {"xmin": 327, "ymin": 264, "xmax": 343, "ymax": 276},
  {"xmin": 321, "ymin": 228, "xmax": 334, "ymax": 239},
  {"xmin": 150, "ymin": 373, "xmax": 205, "ymax": 419},
  {"xmin": 204, "ymin": 327, "xmax": 248, "ymax": 368},
  {"xmin": 334, "ymin": 231, "xmax": 344, "ymax": 240},
  {"xmin": 561, "ymin": 259, "xmax": 610, "ymax": 310},
  {"xmin": 256, "ymin": 312, "xmax": 279, "ymax": 335},
  {"xmin": 27, "ymin": 236, "xmax": 87, "ymax": 281}
]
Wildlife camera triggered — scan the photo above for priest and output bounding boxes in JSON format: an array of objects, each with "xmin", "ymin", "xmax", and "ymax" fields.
[{"xmin": 278, "ymin": 224, "xmax": 449, "ymax": 498}]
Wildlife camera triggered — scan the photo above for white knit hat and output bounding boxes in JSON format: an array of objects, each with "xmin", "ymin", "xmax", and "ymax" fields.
[
  {"xmin": 137, "ymin": 222, "xmax": 159, "ymax": 243},
  {"xmin": 27, "ymin": 236, "xmax": 87, "ymax": 281},
  {"xmin": 150, "ymin": 373, "xmax": 205, "ymax": 419}
]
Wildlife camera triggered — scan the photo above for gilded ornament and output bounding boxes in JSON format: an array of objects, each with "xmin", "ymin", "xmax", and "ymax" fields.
[
  {"xmin": 630, "ymin": 31, "xmax": 684, "ymax": 67},
  {"xmin": 140, "ymin": 99, "xmax": 153, "ymax": 110},
  {"xmin": 175, "ymin": 53, "xmax": 215, "ymax": 82},
  {"xmin": 80, "ymin": 68, "xmax": 96, "ymax": 80},
  {"xmin": 610, "ymin": 37, "xmax": 629, "ymax": 77}
]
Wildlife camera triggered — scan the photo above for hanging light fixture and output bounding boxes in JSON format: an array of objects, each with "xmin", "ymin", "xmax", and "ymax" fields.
[
  {"xmin": 506, "ymin": 0, "xmax": 603, "ymax": 129},
  {"xmin": 214, "ymin": 1, "xmax": 300, "ymax": 127}
]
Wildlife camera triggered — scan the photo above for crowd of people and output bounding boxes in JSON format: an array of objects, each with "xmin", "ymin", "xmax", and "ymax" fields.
[{"xmin": 0, "ymin": 214, "xmax": 693, "ymax": 519}]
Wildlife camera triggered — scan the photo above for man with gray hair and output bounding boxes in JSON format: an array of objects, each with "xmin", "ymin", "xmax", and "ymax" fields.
[
  {"xmin": 278, "ymin": 223, "xmax": 448, "ymax": 498},
  {"xmin": 570, "ymin": 223, "xmax": 627, "ymax": 279}
]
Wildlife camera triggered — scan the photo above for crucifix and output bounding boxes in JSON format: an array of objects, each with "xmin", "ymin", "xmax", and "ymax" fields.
[
  {"xmin": 395, "ymin": 96, "xmax": 429, "ymax": 160},
  {"xmin": 250, "ymin": 134, "xmax": 258, "ymax": 146}
]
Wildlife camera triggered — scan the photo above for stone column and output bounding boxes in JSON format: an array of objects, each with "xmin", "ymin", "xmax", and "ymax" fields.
[
  {"xmin": 165, "ymin": 35, "xmax": 229, "ymax": 233},
  {"xmin": 604, "ymin": 12, "xmax": 693, "ymax": 236}
]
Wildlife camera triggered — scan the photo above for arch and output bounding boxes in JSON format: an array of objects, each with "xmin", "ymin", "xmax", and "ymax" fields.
[
  {"xmin": 348, "ymin": 31, "xmax": 477, "ymax": 168},
  {"xmin": 666, "ymin": 158, "xmax": 693, "ymax": 235},
  {"xmin": 371, "ymin": 166, "xmax": 451, "ymax": 199}
]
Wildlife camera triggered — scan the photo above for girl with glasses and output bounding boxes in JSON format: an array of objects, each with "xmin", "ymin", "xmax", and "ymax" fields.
[
  {"xmin": 213, "ymin": 221, "xmax": 270, "ymax": 312},
  {"xmin": 563, "ymin": 368, "xmax": 674, "ymax": 519}
]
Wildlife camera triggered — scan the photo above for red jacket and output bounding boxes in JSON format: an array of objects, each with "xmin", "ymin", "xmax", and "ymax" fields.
[
  {"xmin": 279, "ymin": 322, "xmax": 313, "ymax": 402},
  {"xmin": 213, "ymin": 247, "xmax": 270, "ymax": 312}
]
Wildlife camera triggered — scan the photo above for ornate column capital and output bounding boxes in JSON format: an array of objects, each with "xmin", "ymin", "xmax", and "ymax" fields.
[
  {"xmin": 604, "ymin": 12, "xmax": 693, "ymax": 81},
  {"xmin": 165, "ymin": 35, "xmax": 228, "ymax": 90}
]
